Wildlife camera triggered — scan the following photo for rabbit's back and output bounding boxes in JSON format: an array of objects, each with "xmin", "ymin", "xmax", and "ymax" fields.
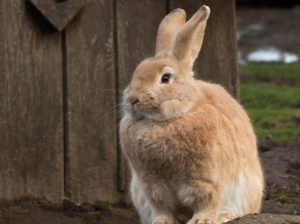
[{"xmin": 195, "ymin": 80, "xmax": 264, "ymax": 214}]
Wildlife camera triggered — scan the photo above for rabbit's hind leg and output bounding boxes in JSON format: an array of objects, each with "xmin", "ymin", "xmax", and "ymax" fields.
[
  {"xmin": 131, "ymin": 173, "xmax": 153, "ymax": 224},
  {"xmin": 130, "ymin": 172, "xmax": 176, "ymax": 224}
]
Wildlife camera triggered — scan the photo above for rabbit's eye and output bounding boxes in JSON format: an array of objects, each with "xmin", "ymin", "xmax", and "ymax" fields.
[{"xmin": 161, "ymin": 74, "xmax": 171, "ymax": 83}]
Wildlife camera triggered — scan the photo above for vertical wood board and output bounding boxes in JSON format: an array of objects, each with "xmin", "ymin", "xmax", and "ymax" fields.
[
  {"xmin": 66, "ymin": 0, "xmax": 120, "ymax": 204},
  {"xmin": 0, "ymin": 0, "xmax": 239, "ymax": 205},
  {"xmin": 0, "ymin": 0, "xmax": 63, "ymax": 202},
  {"xmin": 116, "ymin": 0, "xmax": 167, "ymax": 91},
  {"xmin": 170, "ymin": 0, "xmax": 239, "ymax": 98},
  {"xmin": 116, "ymin": 0, "xmax": 167, "ymax": 192}
]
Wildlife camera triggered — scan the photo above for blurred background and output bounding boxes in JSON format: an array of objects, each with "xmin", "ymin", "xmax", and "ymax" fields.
[{"xmin": 236, "ymin": 0, "xmax": 300, "ymax": 215}]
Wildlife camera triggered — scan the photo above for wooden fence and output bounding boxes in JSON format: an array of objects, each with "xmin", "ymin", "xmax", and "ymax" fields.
[{"xmin": 0, "ymin": 0, "xmax": 238, "ymax": 205}]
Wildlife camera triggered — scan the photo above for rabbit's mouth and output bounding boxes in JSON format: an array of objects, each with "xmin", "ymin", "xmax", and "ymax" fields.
[
  {"xmin": 122, "ymin": 85, "xmax": 197, "ymax": 122},
  {"xmin": 130, "ymin": 99, "xmax": 193, "ymax": 122},
  {"xmin": 125, "ymin": 100, "xmax": 160, "ymax": 120}
]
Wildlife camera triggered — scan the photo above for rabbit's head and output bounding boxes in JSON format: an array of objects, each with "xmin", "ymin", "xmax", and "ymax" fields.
[{"xmin": 123, "ymin": 6, "xmax": 210, "ymax": 121}]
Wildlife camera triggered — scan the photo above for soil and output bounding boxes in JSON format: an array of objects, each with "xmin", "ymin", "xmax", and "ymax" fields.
[
  {"xmin": 259, "ymin": 139, "xmax": 300, "ymax": 215},
  {"xmin": 228, "ymin": 213, "xmax": 300, "ymax": 224},
  {"xmin": 1, "ymin": 6, "xmax": 300, "ymax": 224},
  {"xmin": 0, "ymin": 199, "xmax": 139, "ymax": 224}
]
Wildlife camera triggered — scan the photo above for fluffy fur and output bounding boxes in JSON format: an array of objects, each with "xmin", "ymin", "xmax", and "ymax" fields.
[{"xmin": 119, "ymin": 5, "xmax": 264, "ymax": 224}]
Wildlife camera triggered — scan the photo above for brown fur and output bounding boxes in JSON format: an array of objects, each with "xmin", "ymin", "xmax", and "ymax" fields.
[{"xmin": 120, "ymin": 5, "xmax": 263, "ymax": 224}]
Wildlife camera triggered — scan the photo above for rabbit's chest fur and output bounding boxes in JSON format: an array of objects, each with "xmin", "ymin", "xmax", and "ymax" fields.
[{"xmin": 120, "ymin": 108, "xmax": 219, "ymax": 182}]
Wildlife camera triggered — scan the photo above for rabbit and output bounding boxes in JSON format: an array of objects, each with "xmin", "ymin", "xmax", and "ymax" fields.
[{"xmin": 119, "ymin": 5, "xmax": 264, "ymax": 224}]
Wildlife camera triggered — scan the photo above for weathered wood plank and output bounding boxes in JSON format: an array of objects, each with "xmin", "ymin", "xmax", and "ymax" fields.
[
  {"xmin": 116, "ymin": 0, "xmax": 167, "ymax": 91},
  {"xmin": 116, "ymin": 0, "xmax": 167, "ymax": 191},
  {"xmin": 30, "ymin": 0, "xmax": 86, "ymax": 31},
  {"xmin": 169, "ymin": 0, "xmax": 239, "ymax": 98},
  {"xmin": 0, "ymin": 1, "xmax": 63, "ymax": 202},
  {"xmin": 65, "ymin": 0, "xmax": 120, "ymax": 204}
]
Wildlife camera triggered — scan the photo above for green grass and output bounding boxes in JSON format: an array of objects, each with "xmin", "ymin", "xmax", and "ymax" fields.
[
  {"xmin": 237, "ymin": 28, "xmax": 264, "ymax": 39},
  {"xmin": 269, "ymin": 191, "xmax": 289, "ymax": 201},
  {"xmin": 81, "ymin": 213, "xmax": 97, "ymax": 222},
  {"xmin": 240, "ymin": 59, "xmax": 300, "ymax": 142},
  {"xmin": 239, "ymin": 61, "xmax": 300, "ymax": 85}
]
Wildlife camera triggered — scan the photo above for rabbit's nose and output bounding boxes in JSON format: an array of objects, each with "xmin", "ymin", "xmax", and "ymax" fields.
[{"xmin": 129, "ymin": 96, "xmax": 139, "ymax": 105}]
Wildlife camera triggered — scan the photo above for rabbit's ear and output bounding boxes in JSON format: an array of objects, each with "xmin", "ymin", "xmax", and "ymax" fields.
[
  {"xmin": 155, "ymin": 9, "xmax": 186, "ymax": 57},
  {"xmin": 172, "ymin": 5, "xmax": 210, "ymax": 68}
]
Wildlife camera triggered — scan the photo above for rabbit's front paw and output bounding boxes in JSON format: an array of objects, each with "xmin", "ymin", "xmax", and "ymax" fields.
[
  {"xmin": 187, "ymin": 217, "xmax": 216, "ymax": 224},
  {"xmin": 152, "ymin": 217, "xmax": 174, "ymax": 224},
  {"xmin": 153, "ymin": 221, "xmax": 173, "ymax": 224},
  {"xmin": 153, "ymin": 222, "xmax": 171, "ymax": 224}
]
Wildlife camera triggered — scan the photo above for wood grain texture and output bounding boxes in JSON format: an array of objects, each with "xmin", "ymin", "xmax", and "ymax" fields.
[
  {"xmin": 0, "ymin": 0, "xmax": 239, "ymax": 205},
  {"xmin": 169, "ymin": 0, "xmax": 239, "ymax": 98},
  {"xmin": 116, "ymin": 0, "xmax": 167, "ymax": 91},
  {"xmin": 65, "ymin": 0, "xmax": 121, "ymax": 204},
  {"xmin": 30, "ymin": 0, "xmax": 86, "ymax": 31},
  {"xmin": 0, "ymin": 1, "xmax": 63, "ymax": 202},
  {"xmin": 116, "ymin": 0, "xmax": 167, "ymax": 192}
]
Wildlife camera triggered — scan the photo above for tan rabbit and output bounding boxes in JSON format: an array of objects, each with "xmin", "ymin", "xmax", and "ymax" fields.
[{"xmin": 119, "ymin": 5, "xmax": 264, "ymax": 224}]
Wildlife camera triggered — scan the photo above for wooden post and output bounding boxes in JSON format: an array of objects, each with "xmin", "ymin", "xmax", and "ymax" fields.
[
  {"xmin": 0, "ymin": 0, "xmax": 238, "ymax": 205},
  {"xmin": 0, "ymin": 1, "xmax": 64, "ymax": 203},
  {"xmin": 115, "ymin": 0, "xmax": 167, "ymax": 192},
  {"xmin": 65, "ymin": 0, "xmax": 121, "ymax": 204}
]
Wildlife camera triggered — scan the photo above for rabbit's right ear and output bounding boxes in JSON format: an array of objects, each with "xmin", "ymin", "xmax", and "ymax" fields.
[
  {"xmin": 172, "ymin": 6, "xmax": 210, "ymax": 68},
  {"xmin": 155, "ymin": 9, "xmax": 186, "ymax": 57}
]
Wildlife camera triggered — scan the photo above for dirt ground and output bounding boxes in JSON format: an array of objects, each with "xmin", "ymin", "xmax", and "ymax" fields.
[
  {"xmin": 259, "ymin": 139, "xmax": 300, "ymax": 215},
  {"xmin": 1, "ymin": 6, "xmax": 300, "ymax": 224}
]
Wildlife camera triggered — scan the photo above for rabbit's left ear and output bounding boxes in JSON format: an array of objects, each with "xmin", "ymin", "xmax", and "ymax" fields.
[
  {"xmin": 155, "ymin": 9, "xmax": 186, "ymax": 57},
  {"xmin": 172, "ymin": 5, "xmax": 210, "ymax": 68}
]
